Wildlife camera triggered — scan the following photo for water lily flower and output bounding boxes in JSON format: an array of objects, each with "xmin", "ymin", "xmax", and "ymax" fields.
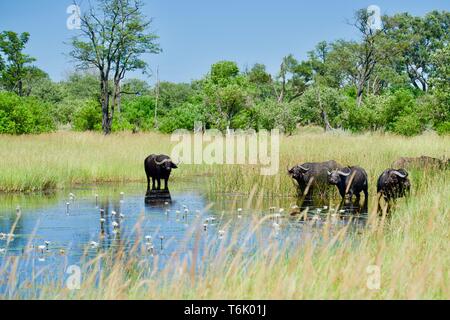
[{"xmin": 90, "ymin": 241, "xmax": 99, "ymax": 248}]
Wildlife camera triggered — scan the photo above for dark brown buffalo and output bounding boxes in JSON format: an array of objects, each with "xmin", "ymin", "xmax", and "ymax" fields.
[
  {"xmin": 391, "ymin": 156, "xmax": 448, "ymax": 170},
  {"xmin": 377, "ymin": 168, "xmax": 411, "ymax": 211},
  {"xmin": 327, "ymin": 166, "xmax": 368, "ymax": 203},
  {"xmin": 288, "ymin": 160, "xmax": 342, "ymax": 198},
  {"xmin": 144, "ymin": 154, "xmax": 178, "ymax": 192}
]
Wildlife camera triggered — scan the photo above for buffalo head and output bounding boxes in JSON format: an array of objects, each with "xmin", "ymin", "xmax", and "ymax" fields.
[
  {"xmin": 154, "ymin": 157, "xmax": 179, "ymax": 172},
  {"xmin": 288, "ymin": 165, "xmax": 310, "ymax": 181},
  {"xmin": 327, "ymin": 167, "xmax": 351, "ymax": 185}
]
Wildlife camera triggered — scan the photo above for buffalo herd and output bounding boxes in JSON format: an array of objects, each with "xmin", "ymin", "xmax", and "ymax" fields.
[
  {"xmin": 288, "ymin": 155, "xmax": 447, "ymax": 214},
  {"xmin": 145, "ymin": 153, "xmax": 446, "ymax": 214}
]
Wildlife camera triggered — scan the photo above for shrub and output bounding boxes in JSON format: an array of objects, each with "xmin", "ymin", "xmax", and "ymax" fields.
[
  {"xmin": 254, "ymin": 101, "xmax": 298, "ymax": 134},
  {"xmin": 391, "ymin": 113, "xmax": 424, "ymax": 136},
  {"xmin": 120, "ymin": 96, "xmax": 156, "ymax": 131},
  {"xmin": 72, "ymin": 100, "xmax": 102, "ymax": 131},
  {"xmin": 340, "ymin": 94, "xmax": 386, "ymax": 132},
  {"xmin": 435, "ymin": 121, "xmax": 450, "ymax": 135},
  {"xmin": 53, "ymin": 98, "xmax": 87, "ymax": 125},
  {"xmin": 159, "ymin": 102, "xmax": 205, "ymax": 133},
  {"xmin": 0, "ymin": 92, "xmax": 55, "ymax": 134}
]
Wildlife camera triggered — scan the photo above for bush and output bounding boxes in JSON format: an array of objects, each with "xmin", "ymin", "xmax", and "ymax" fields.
[
  {"xmin": 72, "ymin": 100, "xmax": 102, "ymax": 131},
  {"xmin": 0, "ymin": 92, "xmax": 55, "ymax": 134},
  {"xmin": 254, "ymin": 101, "xmax": 298, "ymax": 134},
  {"xmin": 159, "ymin": 102, "xmax": 204, "ymax": 133},
  {"xmin": 296, "ymin": 87, "xmax": 344, "ymax": 128},
  {"xmin": 119, "ymin": 96, "xmax": 156, "ymax": 131},
  {"xmin": 435, "ymin": 121, "xmax": 450, "ymax": 135},
  {"xmin": 53, "ymin": 98, "xmax": 87, "ymax": 125},
  {"xmin": 391, "ymin": 113, "xmax": 423, "ymax": 136},
  {"xmin": 340, "ymin": 94, "xmax": 386, "ymax": 132}
]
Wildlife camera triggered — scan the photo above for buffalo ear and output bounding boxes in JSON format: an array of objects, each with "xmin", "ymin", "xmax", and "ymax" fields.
[
  {"xmin": 327, "ymin": 170, "xmax": 332, "ymax": 176},
  {"xmin": 171, "ymin": 162, "xmax": 178, "ymax": 169}
]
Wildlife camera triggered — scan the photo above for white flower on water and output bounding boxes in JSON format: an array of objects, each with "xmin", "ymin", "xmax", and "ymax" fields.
[
  {"xmin": 119, "ymin": 213, "xmax": 125, "ymax": 219},
  {"xmin": 0, "ymin": 248, "xmax": 5, "ymax": 254},
  {"xmin": 0, "ymin": 233, "xmax": 6, "ymax": 240},
  {"xmin": 145, "ymin": 236, "xmax": 152, "ymax": 243},
  {"xmin": 111, "ymin": 211, "xmax": 117, "ymax": 216},
  {"xmin": 112, "ymin": 221, "xmax": 119, "ymax": 228},
  {"xmin": 279, "ymin": 208, "xmax": 284, "ymax": 214},
  {"xmin": 323, "ymin": 206, "xmax": 328, "ymax": 210},
  {"xmin": 100, "ymin": 218, "xmax": 106, "ymax": 223},
  {"xmin": 237, "ymin": 208, "xmax": 242, "ymax": 213},
  {"xmin": 38, "ymin": 245, "xmax": 46, "ymax": 252},
  {"xmin": 90, "ymin": 241, "xmax": 99, "ymax": 248},
  {"xmin": 272, "ymin": 222, "xmax": 280, "ymax": 229}
]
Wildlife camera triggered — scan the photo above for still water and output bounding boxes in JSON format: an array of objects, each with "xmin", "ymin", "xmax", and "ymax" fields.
[{"xmin": 0, "ymin": 180, "xmax": 367, "ymax": 289}]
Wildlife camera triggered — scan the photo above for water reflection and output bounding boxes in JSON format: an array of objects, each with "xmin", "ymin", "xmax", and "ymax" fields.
[
  {"xmin": 145, "ymin": 189, "xmax": 172, "ymax": 206},
  {"xmin": 0, "ymin": 183, "xmax": 369, "ymax": 288}
]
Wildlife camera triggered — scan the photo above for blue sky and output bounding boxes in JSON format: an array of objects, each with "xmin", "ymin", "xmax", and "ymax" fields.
[{"xmin": 0, "ymin": 0, "xmax": 448, "ymax": 84}]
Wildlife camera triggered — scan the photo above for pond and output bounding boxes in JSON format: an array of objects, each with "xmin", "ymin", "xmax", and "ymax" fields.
[{"xmin": 0, "ymin": 179, "xmax": 368, "ymax": 290}]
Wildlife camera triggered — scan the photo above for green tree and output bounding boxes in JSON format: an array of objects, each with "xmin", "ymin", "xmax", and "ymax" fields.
[
  {"xmin": 203, "ymin": 61, "xmax": 250, "ymax": 131},
  {"xmin": 383, "ymin": 11, "xmax": 450, "ymax": 92},
  {"xmin": 70, "ymin": 0, "xmax": 161, "ymax": 134},
  {"xmin": 0, "ymin": 31, "xmax": 36, "ymax": 96}
]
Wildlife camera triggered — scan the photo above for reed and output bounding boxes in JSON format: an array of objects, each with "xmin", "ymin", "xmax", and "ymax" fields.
[{"xmin": 0, "ymin": 130, "xmax": 448, "ymax": 299}]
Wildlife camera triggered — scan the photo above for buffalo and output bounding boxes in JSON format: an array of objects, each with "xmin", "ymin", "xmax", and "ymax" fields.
[
  {"xmin": 288, "ymin": 160, "xmax": 342, "ymax": 198},
  {"xmin": 144, "ymin": 154, "xmax": 178, "ymax": 193},
  {"xmin": 391, "ymin": 156, "xmax": 448, "ymax": 170},
  {"xmin": 377, "ymin": 169, "xmax": 411, "ymax": 211},
  {"xmin": 327, "ymin": 166, "xmax": 368, "ymax": 203}
]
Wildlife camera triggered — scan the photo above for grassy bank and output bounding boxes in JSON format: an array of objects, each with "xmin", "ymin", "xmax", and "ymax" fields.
[{"xmin": 0, "ymin": 131, "xmax": 448, "ymax": 195}]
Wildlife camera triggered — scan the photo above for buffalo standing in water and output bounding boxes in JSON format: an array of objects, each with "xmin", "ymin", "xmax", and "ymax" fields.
[
  {"xmin": 327, "ymin": 166, "xmax": 369, "ymax": 203},
  {"xmin": 377, "ymin": 169, "xmax": 411, "ymax": 212},
  {"xmin": 288, "ymin": 160, "xmax": 342, "ymax": 199},
  {"xmin": 144, "ymin": 154, "xmax": 178, "ymax": 193}
]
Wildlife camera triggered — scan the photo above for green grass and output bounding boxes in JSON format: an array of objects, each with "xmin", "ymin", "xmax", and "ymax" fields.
[{"xmin": 0, "ymin": 130, "xmax": 449, "ymax": 299}]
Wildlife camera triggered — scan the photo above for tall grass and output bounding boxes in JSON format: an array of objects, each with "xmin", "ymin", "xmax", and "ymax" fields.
[
  {"xmin": 0, "ymin": 130, "xmax": 448, "ymax": 299},
  {"xmin": 0, "ymin": 131, "xmax": 448, "ymax": 195},
  {"xmin": 1, "ymin": 174, "xmax": 448, "ymax": 299}
]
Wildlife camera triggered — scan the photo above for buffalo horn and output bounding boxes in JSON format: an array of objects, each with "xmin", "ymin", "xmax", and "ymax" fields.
[{"xmin": 393, "ymin": 170, "xmax": 408, "ymax": 178}]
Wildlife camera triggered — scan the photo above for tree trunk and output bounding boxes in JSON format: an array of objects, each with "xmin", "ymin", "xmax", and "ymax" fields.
[
  {"xmin": 100, "ymin": 77, "xmax": 111, "ymax": 135},
  {"xmin": 317, "ymin": 87, "xmax": 333, "ymax": 132},
  {"xmin": 356, "ymin": 83, "xmax": 364, "ymax": 107}
]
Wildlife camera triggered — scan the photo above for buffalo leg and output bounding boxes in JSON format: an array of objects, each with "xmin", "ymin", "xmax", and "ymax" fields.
[
  {"xmin": 156, "ymin": 179, "xmax": 161, "ymax": 190},
  {"xmin": 146, "ymin": 175, "xmax": 151, "ymax": 194},
  {"xmin": 164, "ymin": 178, "xmax": 169, "ymax": 191},
  {"xmin": 152, "ymin": 178, "xmax": 156, "ymax": 190}
]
